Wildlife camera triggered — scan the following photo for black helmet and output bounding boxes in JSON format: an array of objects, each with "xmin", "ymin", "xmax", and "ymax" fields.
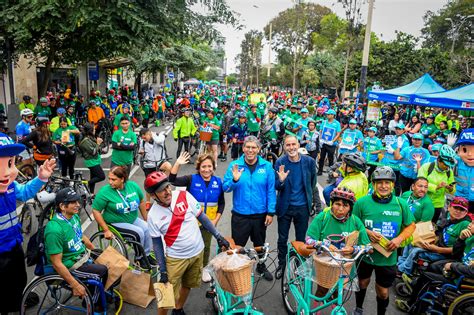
[
  {"xmin": 371, "ymin": 166, "xmax": 396, "ymax": 182},
  {"xmin": 269, "ymin": 107, "xmax": 279, "ymax": 114},
  {"xmin": 35, "ymin": 117, "xmax": 50, "ymax": 126},
  {"xmin": 343, "ymin": 152, "xmax": 367, "ymax": 172}
]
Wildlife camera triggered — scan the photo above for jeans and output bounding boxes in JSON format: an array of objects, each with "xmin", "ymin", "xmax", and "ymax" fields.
[
  {"xmin": 176, "ymin": 137, "xmax": 191, "ymax": 157},
  {"xmin": 318, "ymin": 144, "xmax": 336, "ymax": 174},
  {"xmin": 88, "ymin": 164, "xmax": 105, "ymax": 193},
  {"xmin": 397, "ymin": 246, "xmax": 446, "ymax": 276},
  {"xmin": 277, "ymin": 205, "xmax": 309, "ymax": 266},
  {"xmin": 113, "ymin": 217, "xmax": 152, "ymax": 255},
  {"xmin": 323, "ymin": 183, "xmax": 337, "ymax": 206}
]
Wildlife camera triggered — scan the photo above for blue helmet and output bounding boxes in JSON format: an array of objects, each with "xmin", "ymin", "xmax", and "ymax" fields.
[{"xmin": 456, "ymin": 128, "xmax": 474, "ymax": 146}]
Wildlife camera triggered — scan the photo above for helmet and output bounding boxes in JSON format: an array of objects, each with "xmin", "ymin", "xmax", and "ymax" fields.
[
  {"xmin": 371, "ymin": 166, "xmax": 396, "ymax": 182},
  {"xmin": 238, "ymin": 112, "xmax": 246, "ymax": 119},
  {"xmin": 20, "ymin": 109, "xmax": 34, "ymax": 117},
  {"xmin": 57, "ymin": 107, "xmax": 66, "ymax": 115},
  {"xmin": 269, "ymin": 107, "xmax": 279, "ymax": 114},
  {"xmin": 456, "ymin": 128, "xmax": 474, "ymax": 146},
  {"xmin": 39, "ymin": 97, "xmax": 48, "ymax": 103},
  {"xmin": 23, "ymin": 95, "xmax": 31, "ymax": 101},
  {"xmin": 35, "ymin": 117, "xmax": 50, "ymax": 126},
  {"xmin": 330, "ymin": 187, "xmax": 356, "ymax": 206},
  {"xmin": 144, "ymin": 171, "xmax": 170, "ymax": 194},
  {"xmin": 438, "ymin": 144, "xmax": 457, "ymax": 168},
  {"xmin": 343, "ymin": 152, "xmax": 367, "ymax": 172},
  {"xmin": 37, "ymin": 190, "xmax": 56, "ymax": 206}
]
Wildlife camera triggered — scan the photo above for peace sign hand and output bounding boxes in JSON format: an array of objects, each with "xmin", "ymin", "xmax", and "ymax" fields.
[{"xmin": 277, "ymin": 165, "xmax": 290, "ymax": 182}]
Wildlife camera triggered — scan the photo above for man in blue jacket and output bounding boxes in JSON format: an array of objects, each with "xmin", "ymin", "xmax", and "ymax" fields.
[
  {"xmin": 223, "ymin": 136, "xmax": 276, "ymax": 281},
  {"xmin": 274, "ymin": 135, "xmax": 317, "ymax": 279}
]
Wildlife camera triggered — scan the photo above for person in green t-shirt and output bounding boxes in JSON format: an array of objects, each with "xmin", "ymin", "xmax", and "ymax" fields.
[
  {"xmin": 352, "ymin": 166, "xmax": 415, "ymax": 315},
  {"xmin": 246, "ymin": 104, "xmax": 261, "ymax": 136},
  {"xmin": 52, "ymin": 117, "xmax": 80, "ymax": 178},
  {"xmin": 111, "ymin": 116, "xmax": 137, "ymax": 173},
  {"xmin": 203, "ymin": 110, "xmax": 221, "ymax": 164},
  {"xmin": 78, "ymin": 123, "xmax": 105, "ymax": 193},
  {"xmin": 256, "ymin": 97, "xmax": 266, "ymax": 117},
  {"xmin": 306, "ymin": 187, "xmax": 371, "ymax": 297},
  {"xmin": 45, "ymin": 187, "xmax": 107, "ymax": 300},
  {"xmin": 400, "ymin": 177, "xmax": 435, "ymax": 223},
  {"xmin": 113, "ymin": 104, "xmax": 132, "ymax": 129},
  {"xmin": 34, "ymin": 97, "xmax": 52, "ymax": 118},
  {"xmin": 92, "ymin": 165, "xmax": 154, "ymax": 265}
]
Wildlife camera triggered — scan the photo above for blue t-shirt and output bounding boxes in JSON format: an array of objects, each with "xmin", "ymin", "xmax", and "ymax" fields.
[
  {"xmin": 362, "ymin": 136, "xmax": 383, "ymax": 162},
  {"xmin": 15, "ymin": 121, "xmax": 31, "ymax": 142},
  {"xmin": 381, "ymin": 134, "xmax": 409, "ymax": 166},
  {"xmin": 339, "ymin": 128, "xmax": 363, "ymax": 154},
  {"xmin": 400, "ymin": 146, "xmax": 431, "ymax": 179},
  {"xmin": 286, "ymin": 159, "xmax": 307, "ymax": 207},
  {"xmin": 319, "ymin": 120, "xmax": 341, "ymax": 145}
]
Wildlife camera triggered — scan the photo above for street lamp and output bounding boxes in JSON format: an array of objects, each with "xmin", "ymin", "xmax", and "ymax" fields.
[{"xmin": 445, "ymin": 14, "xmax": 474, "ymax": 55}]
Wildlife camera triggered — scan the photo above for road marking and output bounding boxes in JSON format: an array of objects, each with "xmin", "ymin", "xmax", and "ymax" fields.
[
  {"xmin": 75, "ymin": 168, "xmax": 110, "ymax": 172},
  {"xmin": 165, "ymin": 125, "xmax": 172, "ymax": 135}
]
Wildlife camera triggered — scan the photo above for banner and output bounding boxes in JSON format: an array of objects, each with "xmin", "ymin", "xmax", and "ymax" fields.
[
  {"xmin": 249, "ymin": 93, "xmax": 266, "ymax": 105},
  {"xmin": 366, "ymin": 102, "xmax": 381, "ymax": 122}
]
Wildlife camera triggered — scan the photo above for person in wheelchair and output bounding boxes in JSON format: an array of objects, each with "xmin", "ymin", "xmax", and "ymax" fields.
[
  {"xmin": 397, "ymin": 197, "xmax": 471, "ymax": 279},
  {"xmin": 44, "ymin": 187, "xmax": 108, "ymax": 304},
  {"xmin": 92, "ymin": 165, "xmax": 155, "ymax": 266},
  {"xmin": 395, "ymin": 222, "xmax": 474, "ymax": 313},
  {"xmin": 306, "ymin": 187, "xmax": 371, "ymax": 297}
]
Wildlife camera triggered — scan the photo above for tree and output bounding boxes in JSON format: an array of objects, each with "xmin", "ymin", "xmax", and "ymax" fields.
[
  {"xmin": 0, "ymin": 0, "xmax": 237, "ymax": 96},
  {"xmin": 226, "ymin": 73, "xmax": 238, "ymax": 85},
  {"xmin": 264, "ymin": 2, "xmax": 331, "ymax": 92},
  {"xmin": 236, "ymin": 30, "xmax": 263, "ymax": 87}
]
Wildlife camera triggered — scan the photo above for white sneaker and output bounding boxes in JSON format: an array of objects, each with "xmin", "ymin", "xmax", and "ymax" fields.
[{"xmin": 201, "ymin": 269, "xmax": 212, "ymax": 283}]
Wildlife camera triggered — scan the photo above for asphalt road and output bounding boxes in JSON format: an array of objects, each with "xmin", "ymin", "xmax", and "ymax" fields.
[{"xmin": 22, "ymin": 121, "xmax": 403, "ymax": 315}]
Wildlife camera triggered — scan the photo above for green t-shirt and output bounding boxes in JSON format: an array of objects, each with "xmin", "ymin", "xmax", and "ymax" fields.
[
  {"xmin": 45, "ymin": 214, "xmax": 86, "ymax": 269},
  {"xmin": 352, "ymin": 195, "xmax": 414, "ymax": 266},
  {"xmin": 203, "ymin": 117, "xmax": 221, "ymax": 141},
  {"xmin": 34, "ymin": 105, "xmax": 52, "ymax": 118},
  {"xmin": 113, "ymin": 113, "xmax": 132, "ymax": 127},
  {"xmin": 92, "ymin": 181, "xmax": 144, "ymax": 224},
  {"xmin": 84, "ymin": 153, "xmax": 101, "ymax": 168},
  {"xmin": 111, "ymin": 128, "xmax": 137, "ymax": 165},
  {"xmin": 257, "ymin": 101, "xmax": 266, "ymax": 117},
  {"xmin": 307, "ymin": 210, "xmax": 371, "ymax": 246},
  {"xmin": 52, "ymin": 125, "xmax": 78, "ymax": 146},
  {"xmin": 246, "ymin": 111, "xmax": 261, "ymax": 132},
  {"xmin": 442, "ymin": 218, "xmax": 470, "ymax": 247},
  {"xmin": 400, "ymin": 191, "xmax": 435, "ymax": 223}
]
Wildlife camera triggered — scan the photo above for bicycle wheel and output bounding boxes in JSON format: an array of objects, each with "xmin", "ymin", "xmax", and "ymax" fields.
[
  {"xmin": 20, "ymin": 203, "xmax": 38, "ymax": 248},
  {"xmin": 448, "ymin": 292, "xmax": 474, "ymax": 315},
  {"xmin": 90, "ymin": 231, "xmax": 129, "ymax": 259},
  {"xmin": 265, "ymin": 152, "xmax": 279, "ymax": 167},
  {"xmin": 18, "ymin": 164, "xmax": 36, "ymax": 183},
  {"xmin": 281, "ymin": 251, "xmax": 304, "ymax": 315},
  {"xmin": 21, "ymin": 274, "xmax": 93, "ymax": 315}
]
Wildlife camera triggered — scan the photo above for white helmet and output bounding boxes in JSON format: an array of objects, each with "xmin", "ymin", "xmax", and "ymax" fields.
[
  {"xmin": 37, "ymin": 191, "xmax": 56, "ymax": 205},
  {"xmin": 20, "ymin": 109, "xmax": 34, "ymax": 117}
]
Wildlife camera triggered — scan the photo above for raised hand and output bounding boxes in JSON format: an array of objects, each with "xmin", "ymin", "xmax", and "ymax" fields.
[
  {"xmin": 176, "ymin": 151, "xmax": 191, "ymax": 165},
  {"xmin": 232, "ymin": 164, "xmax": 244, "ymax": 182},
  {"xmin": 447, "ymin": 133, "xmax": 457, "ymax": 147},
  {"xmin": 397, "ymin": 136, "xmax": 404, "ymax": 149},
  {"xmin": 413, "ymin": 154, "xmax": 422, "ymax": 162},
  {"xmin": 277, "ymin": 165, "xmax": 290, "ymax": 182},
  {"xmin": 38, "ymin": 158, "xmax": 56, "ymax": 181}
]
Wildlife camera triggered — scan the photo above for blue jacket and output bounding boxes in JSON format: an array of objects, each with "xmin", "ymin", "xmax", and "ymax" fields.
[
  {"xmin": 274, "ymin": 154, "xmax": 317, "ymax": 217},
  {"xmin": 0, "ymin": 177, "xmax": 46, "ymax": 254},
  {"xmin": 223, "ymin": 155, "xmax": 276, "ymax": 215},
  {"xmin": 455, "ymin": 157, "xmax": 474, "ymax": 202},
  {"xmin": 227, "ymin": 123, "xmax": 248, "ymax": 143}
]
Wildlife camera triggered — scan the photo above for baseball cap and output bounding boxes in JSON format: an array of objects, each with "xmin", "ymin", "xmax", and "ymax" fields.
[
  {"xmin": 395, "ymin": 122, "xmax": 406, "ymax": 129},
  {"xmin": 300, "ymin": 108, "xmax": 309, "ymax": 113},
  {"xmin": 368, "ymin": 127, "xmax": 377, "ymax": 133},
  {"xmin": 39, "ymin": 97, "xmax": 48, "ymax": 103},
  {"xmin": 55, "ymin": 187, "xmax": 81, "ymax": 205},
  {"xmin": 412, "ymin": 133, "xmax": 423, "ymax": 140},
  {"xmin": 326, "ymin": 109, "xmax": 336, "ymax": 115},
  {"xmin": 57, "ymin": 107, "xmax": 66, "ymax": 115},
  {"xmin": 349, "ymin": 119, "xmax": 357, "ymax": 124},
  {"xmin": 450, "ymin": 197, "xmax": 469, "ymax": 212},
  {"xmin": 431, "ymin": 143, "xmax": 442, "ymax": 152},
  {"xmin": 0, "ymin": 133, "xmax": 26, "ymax": 157}
]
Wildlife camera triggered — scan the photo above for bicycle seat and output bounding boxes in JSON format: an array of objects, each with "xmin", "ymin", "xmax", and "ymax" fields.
[{"xmin": 291, "ymin": 241, "xmax": 315, "ymax": 257}]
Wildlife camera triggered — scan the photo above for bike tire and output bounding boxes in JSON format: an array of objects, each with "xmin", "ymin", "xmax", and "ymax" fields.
[
  {"xmin": 448, "ymin": 292, "xmax": 474, "ymax": 315},
  {"xmin": 89, "ymin": 231, "xmax": 129, "ymax": 259},
  {"xmin": 20, "ymin": 203, "xmax": 38, "ymax": 248},
  {"xmin": 18, "ymin": 164, "xmax": 36, "ymax": 183},
  {"xmin": 395, "ymin": 281, "xmax": 411, "ymax": 298},
  {"xmin": 281, "ymin": 251, "xmax": 304, "ymax": 315}
]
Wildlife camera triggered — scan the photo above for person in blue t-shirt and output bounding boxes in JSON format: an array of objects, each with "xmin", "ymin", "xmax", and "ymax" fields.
[
  {"xmin": 394, "ymin": 133, "xmax": 431, "ymax": 193},
  {"xmin": 339, "ymin": 119, "xmax": 364, "ymax": 157},
  {"xmin": 317, "ymin": 109, "xmax": 341, "ymax": 175},
  {"xmin": 16, "ymin": 109, "xmax": 34, "ymax": 163},
  {"xmin": 361, "ymin": 127, "xmax": 384, "ymax": 178}
]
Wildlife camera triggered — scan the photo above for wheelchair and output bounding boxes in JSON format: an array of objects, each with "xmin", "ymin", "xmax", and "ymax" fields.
[
  {"xmin": 21, "ymin": 258, "xmax": 123, "ymax": 315},
  {"xmin": 89, "ymin": 224, "xmax": 157, "ymax": 273}
]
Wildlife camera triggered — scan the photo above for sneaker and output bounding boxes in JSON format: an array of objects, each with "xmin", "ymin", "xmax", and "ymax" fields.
[
  {"xmin": 220, "ymin": 156, "xmax": 227, "ymax": 162},
  {"xmin": 218, "ymin": 152, "xmax": 224, "ymax": 159},
  {"xmin": 201, "ymin": 269, "xmax": 212, "ymax": 283},
  {"xmin": 171, "ymin": 309, "xmax": 186, "ymax": 315},
  {"xmin": 275, "ymin": 264, "xmax": 284, "ymax": 280},
  {"xmin": 352, "ymin": 307, "xmax": 363, "ymax": 315},
  {"xmin": 256, "ymin": 263, "xmax": 273, "ymax": 281},
  {"xmin": 317, "ymin": 172, "xmax": 323, "ymax": 176},
  {"xmin": 395, "ymin": 299, "xmax": 410, "ymax": 313}
]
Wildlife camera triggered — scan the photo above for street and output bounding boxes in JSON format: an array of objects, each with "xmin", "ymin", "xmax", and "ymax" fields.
[{"xmin": 23, "ymin": 122, "xmax": 402, "ymax": 314}]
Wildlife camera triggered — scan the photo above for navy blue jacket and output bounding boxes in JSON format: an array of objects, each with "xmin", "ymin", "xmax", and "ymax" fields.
[{"xmin": 274, "ymin": 154, "xmax": 317, "ymax": 217}]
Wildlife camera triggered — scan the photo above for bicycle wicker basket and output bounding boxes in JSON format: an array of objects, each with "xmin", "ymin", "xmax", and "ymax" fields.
[
  {"xmin": 313, "ymin": 254, "xmax": 353, "ymax": 288},
  {"xmin": 216, "ymin": 260, "xmax": 253, "ymax": 296},
  {"xmin": 199, "ymin": 131, "xmax": 213, "ymax": 142}
]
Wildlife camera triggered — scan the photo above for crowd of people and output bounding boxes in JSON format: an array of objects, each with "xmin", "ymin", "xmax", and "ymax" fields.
[{"xmin": 0, "ymin": 85, "xmax": 473, "ymax": 315}]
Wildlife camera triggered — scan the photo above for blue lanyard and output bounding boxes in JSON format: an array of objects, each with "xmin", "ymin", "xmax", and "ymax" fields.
[
  {"xmin": 57, "ymin": 213, "xmax": 82, "ymax": 241},
  {"xmin": 443, "ymin": 224, "xmax": 453, "ymax": 245},
  {"xmin": 116, "ymin": 189, "xmax": 131, "ymax": 210}
]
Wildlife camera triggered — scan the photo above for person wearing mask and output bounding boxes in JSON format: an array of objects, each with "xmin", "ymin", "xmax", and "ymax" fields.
[
  {"xmin": 168, "ymin": 152, "xmax": 225, "ymax": 282},
  {"xmin": 418, "ymin": 144, "xmax": 457, "ymax": 223},
  {"xmin": 274, "ymin": 135, "xmax": 317, "ymax": 279},
  {"xmin": 145, "ymin": 172, "xmax": 230, "ymax": 315},
  {"xmin": 317, "ymin": 109, "xmax": 341, "ymax": 176},
  {"xmin": 173, "ymin": 108, "xmax": 197, "ymax": 158},
  {"xmin": 21, "ymin": 117, "xmax": 54, "ymax": 166},
  {"xmin": 338, "ymin": 119, "xmax": 364, "ymax": 157},
  {"xmin": 34, "ymin": 97, "xmax": 52, "ymax": 118},
  {"xmin": 111, "ymin": 116, "xmax": 137, "ymax": 174},
  {"xmin": 223, "ymin": 136, "xmax": 276, "ymax": 281},
  {"xmin": 92, "ymin": 166, "xmax": 154, "ymax": 266},
  {"xmin": 78, "ymin": 123, "xmax": 106, "ymax": 194},
  {"xmin": 50, "ymin": 107, "xmax": 72, "ymax": 133},
  {"xmin": 352, "ymin": 166, "xmax": 415, "ymax": 315},
  {"xmin": 52, "ymin": 117, "xmax": 80, "ymax": 179},
  {"xmin": 394, "ymin": 133, "xmax": 431, "ymax": 193}
]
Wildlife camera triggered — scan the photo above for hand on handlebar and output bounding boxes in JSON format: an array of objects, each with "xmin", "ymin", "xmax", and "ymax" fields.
[{"xmin": 217, "ymin": 236, "xmax": 230, "ymax": 250}]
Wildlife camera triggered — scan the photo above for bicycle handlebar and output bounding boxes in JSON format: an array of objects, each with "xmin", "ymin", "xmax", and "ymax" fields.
[
  {"xmin": 50, "ymin": 175, "xmax": 85, "ymax": 184},
  {"xmin": 227, "ymin": 243, "xmax": 270, "ymax": 264},
  {"xmin": 306, "ymin": 242, "xmax": 373, "ymax": 263}
]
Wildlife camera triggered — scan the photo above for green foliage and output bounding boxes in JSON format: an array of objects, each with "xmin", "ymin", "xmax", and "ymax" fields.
[
  {"xmin": 237, "ymin": 29, "xmax": 263, "ymax": 86},
  {"xmin": 226, "ymin": 73, "xmax": 238, "ymax": 85}
]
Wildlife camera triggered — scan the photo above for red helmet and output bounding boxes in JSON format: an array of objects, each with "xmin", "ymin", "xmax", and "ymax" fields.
[
  {"xmin": 330, "ymin": 187, "xmax": 356, "ymax": 205},
  {"xmin": 144, "ymin": 171, "xmax": 169, "ymax": 194}
]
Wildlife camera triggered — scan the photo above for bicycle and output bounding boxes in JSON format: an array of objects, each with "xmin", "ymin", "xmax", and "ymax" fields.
[
  {"xmin": 206, "ymin": 242, "xmax": 270, "ymax": 315},
  {"xmin": 97, "ymin": 118, "xmax": 113, "ymax": 154},
  {"xmin": 281, "ymin": 241, "xmax": 372, "ymax": 315},
  {"xmin": 259, "ymin": 139, "xmax": 279, "ymax": 167}
]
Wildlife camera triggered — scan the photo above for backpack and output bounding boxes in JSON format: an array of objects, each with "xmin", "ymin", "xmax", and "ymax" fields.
[
  {"xmin": 26, "ymin": 226, "xmax": 46, "ymax": 275},
  {"xmin": 426, "ymin": 161, "xmax": 455, "ymax": 178}
]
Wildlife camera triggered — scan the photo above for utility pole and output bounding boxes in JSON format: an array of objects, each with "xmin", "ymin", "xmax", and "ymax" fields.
[
  {"xmin": 267, "ymin": 23, "xmax": 272, "ymax": 89},
  {"xmin": 357, "ymin": 0, "xmax": 374, "ymax": 106}
]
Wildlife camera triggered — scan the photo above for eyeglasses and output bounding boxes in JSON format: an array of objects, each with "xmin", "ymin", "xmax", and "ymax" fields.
[{"xmin": 26, "ymin": 115, "xmax": 33, "ymax": 119}]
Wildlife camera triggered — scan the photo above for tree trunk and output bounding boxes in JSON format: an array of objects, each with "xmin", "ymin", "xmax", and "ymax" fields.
[
  {"xmin": 341, "ymin": 46, "xmax": 351, "ymax": 99},
  {"xmin": 256, "ymin": 64, "xmax": 259, "ymax": 87},
  {"xmin": 292, "ymin": 51, "xmax": 297, "ymax": 93},
  {"xmin": 39, "ymin": 47, "xmax": 56, "ymax": 97},
  {"xmin": 134, "ymin": 72, "xmax": 143, "ymax": 97}
]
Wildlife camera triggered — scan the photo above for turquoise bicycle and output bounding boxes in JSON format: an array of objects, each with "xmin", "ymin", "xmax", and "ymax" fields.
[
  {"xmin": 281, "ymin": 241, "xmax": 372, "ymax": 315},
  {"xmin": 206, "ymin": 242, "xmax": 270, "ymax": 314}
]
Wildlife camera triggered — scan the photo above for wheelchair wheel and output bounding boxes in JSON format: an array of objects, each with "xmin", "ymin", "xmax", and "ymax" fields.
[
  {"xmin": 90, "ymin": 231, "xmax": 129, "ymax": 259},
  {"xmin": 20, "ymin": 203, "xmax": 38, "ymax": 240},
  {"xmin": 395, "ymin": 281, "xmax": 412, "ymax": 298},
  {"xmin": 448, "ymin": 292, "xmax": 474, "ymax": 315},
  {"xmin": 21, "ymin": 274, "xmax": 93, "ymax": 315},
  {"xmin": 281, "ymin": 251, "xmax": 304, "ymax": 315}
]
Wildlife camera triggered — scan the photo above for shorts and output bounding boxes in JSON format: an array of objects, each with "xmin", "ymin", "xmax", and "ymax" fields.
[
  {"xmin": 166, "ymin": 251, "xmax": 204, "ymax": 300},
  {"xmin": 207, "ymin": 140, "xmax": 219, "ymax": 145},
  {"xmin": 357, "ymin": 259, "xmax": 397, "ymax": 288}
]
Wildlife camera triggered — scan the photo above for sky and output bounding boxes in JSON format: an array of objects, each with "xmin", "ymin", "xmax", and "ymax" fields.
[{"xmin": 216, "ymin": 0, "xmax": 449, "ymax": 73}]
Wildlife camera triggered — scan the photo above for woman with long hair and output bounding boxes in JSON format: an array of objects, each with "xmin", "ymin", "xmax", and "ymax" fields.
[
  {"xmin": 52, "ymin": 117, "xmax": 80, "ymax": 178},
  {"xmin": 405, "ymin": 114, "xmax": 422, "ymax": 139},
  {"xmin": 78, "ymin": 123, "xmax": 106, "ymax": 193},
  {"xmin": 21, "ymin": 117, "xmax": 54, "ymax": 166},
  {"xmin": 388, "ymin": 112, "xmax": 403, "ymax": 135}
]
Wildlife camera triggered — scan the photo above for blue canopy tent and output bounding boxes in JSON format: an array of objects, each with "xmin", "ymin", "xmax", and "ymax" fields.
[
  {"xmin": 367, "ymin": 73, "xmax": 445, "ymax": 104},
  {"xmin": 413, "ymin": 83, "xmax": 474, "ymax": 111}
]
